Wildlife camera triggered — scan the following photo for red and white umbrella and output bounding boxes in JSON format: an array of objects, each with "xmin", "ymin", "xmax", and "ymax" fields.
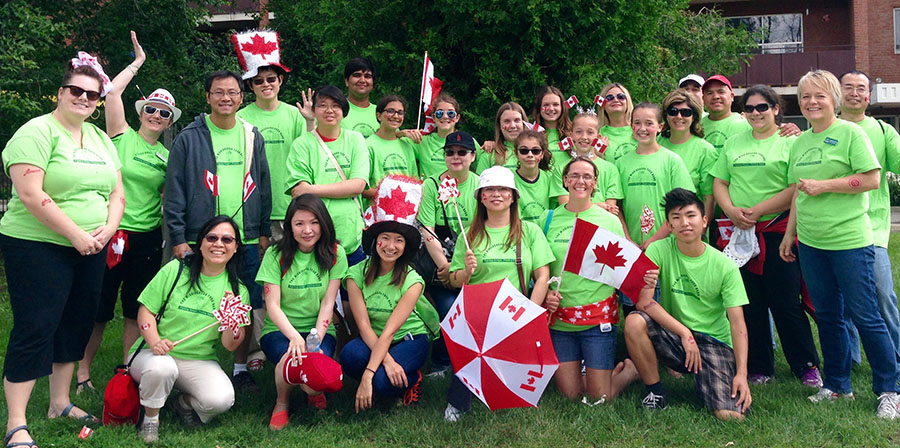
[{"xmin": 441, "ymin": 279, "xmax": 559, "ymax": 410}]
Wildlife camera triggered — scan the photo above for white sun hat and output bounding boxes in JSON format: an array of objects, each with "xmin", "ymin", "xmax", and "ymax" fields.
[
  {"xmin": 134, "ymin": 88, "xmax": 181, "ymax": 123},
  {"xmin": 722, "ymin": 227, "xmax": 760, "ymax": 268},
  {"xmin": 475, "ymin": 166, "xmax": 519, "ymax": 199}
]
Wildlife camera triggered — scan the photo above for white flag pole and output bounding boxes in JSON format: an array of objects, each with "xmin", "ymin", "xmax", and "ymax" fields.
[{"xmin": 417, "ymin": 51, "xmax": 428, "ymax": 130}]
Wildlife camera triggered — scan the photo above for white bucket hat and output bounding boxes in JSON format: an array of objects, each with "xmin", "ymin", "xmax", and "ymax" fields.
[
  {"xmin": 722, "ymin": 227, "xmax": 760, "ymax": 268},
  {"xmin": 134, "ymin": 88, "xmax": 181, "ymax": 123},
  {"xmin": 475, "ymin": 166, "xmax": 518, "ymax": 199}
]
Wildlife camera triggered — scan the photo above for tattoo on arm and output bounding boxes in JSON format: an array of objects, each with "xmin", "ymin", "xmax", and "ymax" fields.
[
  {"xmin": 263, "ymin": 285, "xmax": 271, "ymax": 295},
  {"xmin": 642, "ymin": 301, "xmax": 658, "ymax": 311},
  {"xmin": 120, "ymin": 196, "xmax": 126, "ymax": 206},
  {"xmin": 40, "ymin": 198, "xmax": 52, "ymax": 206},
  {"xmin": 849, "ymin": 177, "xmax": 861, "ymax": 188},
  {"xmin": 141, "ymin": 322, "xmax": 150, "ymax": 330},
  {"xmin": 23, "ymin": 168, "xmax": 42, "ymax": 176}
]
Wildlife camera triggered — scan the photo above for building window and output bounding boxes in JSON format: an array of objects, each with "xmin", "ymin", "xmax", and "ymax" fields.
[
  {"xmin": 727, "ymin": 13, "xmax": 803, "ymax": 54},
  {"xmin": 894, "ymin": 8, "xmax": 900, "ymax": 54}
]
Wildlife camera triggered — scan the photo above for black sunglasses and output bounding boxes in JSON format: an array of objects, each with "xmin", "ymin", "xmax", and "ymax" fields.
[
  {"xmin": 517, "ymin": 147, "xmax": 543, "ymax": 156},
  {"xmin": 205, "ymin": 234, "xmax": 236, "ymax": 245},
  {"xmin": 63, "ymin": 85, "xmax": 100, "ymax": 101},
  {"xmin": 666, "ymin": 107, "xmax": 694, "ymax": 118},
  {"xmin": 444, "ymin": 148, "xmax": 473, "ymax": 157},
  {"xmin": 434, "ymin": 110, "xmax": 458, "ymax": 119},
  {"xmin": 743, "ymin": 103, "xmax": 773, "ymax": 113},
  {"xmin": 252, "ymin": 75, "xmax": 279, "ymax": 86},
  {"xmin": 605, "ymin": 93, "xmax": 628, "ymax": 102},
  {"xmin": 143, "ymin": 105, "xmax": 173, "ymax": 119}
]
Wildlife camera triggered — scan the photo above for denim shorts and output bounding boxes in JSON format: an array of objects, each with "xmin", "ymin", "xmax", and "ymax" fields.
[{"xmin": 550, "ymin": 325, "xmax": 617, "ymax": 370}]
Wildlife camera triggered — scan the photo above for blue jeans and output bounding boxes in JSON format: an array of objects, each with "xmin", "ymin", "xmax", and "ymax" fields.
[
  {"xmin": 339, "ymin": 334, "xmax": 429, "ymax": 398},
  {"xmin": 798, "ymin": 243, "xmax": 900, "ymax": 395},
  {"xmin": 259, "ymin": 331, "xmax": 337, "ymax": 363},
  {"xmin": 848, "ymin": 246, "xmax": 900, "ymax": 364},
  {"xmin": 427, "ymin": 285, "xmax": 459, "ymax": 368},
  {"xmin": 239, "ymin": 244, "xmax": 263, "ymax": 309}
]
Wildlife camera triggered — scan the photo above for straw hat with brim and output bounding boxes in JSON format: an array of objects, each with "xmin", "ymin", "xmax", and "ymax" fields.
[
  {"xmin": 475, "ymin": 166, "xmax": 519, "ymax": 199},
  {"xmin": 361, "ymin": 174, "xmax": 423, "ymax": 256},
  {"xmin": 134, "ymin": 88, "xmax": 182, "ymax": 123}
]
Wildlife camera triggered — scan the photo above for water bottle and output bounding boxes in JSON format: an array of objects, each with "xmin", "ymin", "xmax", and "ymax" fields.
[{"xmin": 306, "ymin": 328, "xmax": 320, "ymax": 353}]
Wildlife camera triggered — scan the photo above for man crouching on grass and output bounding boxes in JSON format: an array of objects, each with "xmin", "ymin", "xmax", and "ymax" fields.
[{"xmin": 624, "ymin": 188, "xmax": 751, "ymax": 420}]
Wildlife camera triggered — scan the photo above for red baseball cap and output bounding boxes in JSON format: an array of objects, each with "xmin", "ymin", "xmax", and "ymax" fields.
[
  {"xmin": 702, "ymin": 75, "xmax": 733, "ymax": 91},
  {"xmin": 282, "ymin": 352, "xmax": 343, "ymax": 393}
]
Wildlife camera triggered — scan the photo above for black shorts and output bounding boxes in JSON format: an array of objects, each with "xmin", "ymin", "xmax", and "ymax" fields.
[
  {"xmin": 97, "ymin": 228, "xmax": 163, "ymax": 322},
  {"xmin": 634, "ymin": 311, "xmax": 747, "ymax": 414}
]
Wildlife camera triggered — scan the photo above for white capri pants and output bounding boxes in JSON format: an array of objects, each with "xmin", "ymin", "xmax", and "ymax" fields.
[{"xmin": 130, "ymin": 350, "xmax": 235, "ymax": 423}]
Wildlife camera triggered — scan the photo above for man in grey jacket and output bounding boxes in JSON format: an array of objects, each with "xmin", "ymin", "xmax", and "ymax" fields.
[{"xmin": 165, "ymin": 70, "xmax": 271, "ymax": 392}]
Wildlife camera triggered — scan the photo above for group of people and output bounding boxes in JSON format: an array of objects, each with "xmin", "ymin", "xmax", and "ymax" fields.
[{"xmin": 3, "ymin": 29, "xmax": 900, "ymax": 448}]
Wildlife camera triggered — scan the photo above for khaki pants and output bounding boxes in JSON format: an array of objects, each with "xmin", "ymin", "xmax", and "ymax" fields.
[{"xmin": 130, "ymin": 350, "xmax": 234, "ymax": 423}]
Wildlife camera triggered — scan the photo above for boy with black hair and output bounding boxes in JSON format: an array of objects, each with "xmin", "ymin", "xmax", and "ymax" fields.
[
  {"xmin": 342, "ymin": 58, "xmax": 378, "ymax": 138},
  {"xmin": 624, "ymin": 188, "xmax": 751, "ymax": 421}
]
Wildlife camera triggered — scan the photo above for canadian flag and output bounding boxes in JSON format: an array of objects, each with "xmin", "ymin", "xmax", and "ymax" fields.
[
  {"xmin": 594, "ymin": 95, "xmax": 607, "ymax": 108},
  {"xmin": 242, "ymin": 172, "xmax": 257, "ymax": 202},
  {"xmin": 562, "ymin": 218, "xmax": 658, "ymax": 301},
  {"xmin": 565, "ymin": 95, "xmax": 579, "ymax": 108},
  {"xmin": 421, "ymin": 116, "xmax": 437, "ymax": 135},
  {"xmin": 421, "ymin": 53, "xmax": 443, "ymax": 115},
  {"xmin": 205, "ymin": 170, "xmax": 219, "ymax": 196},
  {"xmin": 591, "ymin": 137, "xmax": 608, "ymax": 154},
  {"xmin": 523, "ymin": 121, "xmax": 545, "ymax": 133},
  {"xmin": 558, "ymin": 137, "xmax": 574, "ymax": 152}
]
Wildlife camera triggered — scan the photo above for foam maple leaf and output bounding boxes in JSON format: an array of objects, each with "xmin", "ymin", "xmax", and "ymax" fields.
[
  {"xmin": 593, "ymin": 241, "xmax": 627, "ymax": 274},
  {"xmin": 241, "ymin": 33, "xmax": 277, "ymax": 56},
  {"xmin": 379, "ymin": 186, "xmax": 417, "ymax": 219}
]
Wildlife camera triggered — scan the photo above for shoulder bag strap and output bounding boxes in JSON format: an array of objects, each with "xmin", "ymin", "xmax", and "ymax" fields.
[
  {"xmin": 127, "ymin": 261, "xmax": 186, "ymax": 367},
  {"xmin": 516, "ymin": 239, "xmax": 526, "ymax": 294},
  {"xmin": 313, "ymin": 131, "xmax": 364, "ymax": 217},
  {"xmin": 543, "ymin": 209, "xmax": 555, "ymax": 236}
]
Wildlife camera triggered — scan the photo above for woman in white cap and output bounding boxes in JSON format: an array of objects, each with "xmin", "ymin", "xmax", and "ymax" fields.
[
  {"xmin": 444, "ymin": 166, "xmax": 555, "ymax": 422},
  {"xmin": 76, "ymin": 31, "xmax": 180, "ymax": 392}
]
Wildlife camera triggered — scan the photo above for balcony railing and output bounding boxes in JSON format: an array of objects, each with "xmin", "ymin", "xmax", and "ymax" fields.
[{"xmin": 729, "ymin": 45, "xmax": 855, "ymax": 88}]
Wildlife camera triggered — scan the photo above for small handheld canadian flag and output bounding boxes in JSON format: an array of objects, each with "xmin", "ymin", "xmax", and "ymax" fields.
[
  {"xmin": 594, "ymin": 95, "xmax": 607, "ymax": 108},
  {"xmin": 242, "ymin": 172, "xmax": 257, "ymax": 202},
  {"xmin": 558, "ymin": 137, "xmax": 575, "ymax": 152},
  {"xmin": 565, "ymin": 95, "xmax": 579, "ymax": 108},
  {"xmin": 421, "ymin": 116, "xmax": 437, "ymax": 135},
  {"xmin": 524, "ymin": 121, "xmax": 545, "ymax": 133},
  {"xmin": 205, "ymin": 170, "xmax": 219, "ymax": 196},
  {"xmin": 591, "ymin": 137, "xmax": 608, "ymax": 154}
]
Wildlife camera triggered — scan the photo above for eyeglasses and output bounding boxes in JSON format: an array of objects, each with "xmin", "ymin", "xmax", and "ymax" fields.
[
  {"xmin": 444, "ymin": 148, "xmax": 473, "ymax": 157},
  {"xmin": 252, "ymin": 75, "xmax": 279, "ymax": 86},
  {"xmin": 315, "ymin": 103, "xmax": 343, "ymax": 111},
  {"xmin": 517, "ymin": 147, "xmax": 543, "ymax": 155},
  {"xmin": 743, "ymin": 103, "xmax": 773, "ymax": 114},
  {"xmin": 666, "ymin": 107, "xmax": 694, "ymax": 118},
  {"xmin": 209, "ymin": 90, "xmax": 242, "ymax": 99},
  {"xmin": 63, "ymin": 85, "xmax": 100, "ymax": 101},
  {"xmin": 143, "ymin": 105, "xmax": 173, "ymax": 119},
  {"xmin": 433, "ymin": 110, "xmax": 458, "ymax": 119},
  {"xmin": 566, "ymin": 173, "xmax": 596, "ymax": 182},
  {"xmin": 205, "ymin": 234, "xmax": 236, "ymax": 245},
  {"xmin": 382, "ymin": 108, "xmax": 404, "ymax": 116},
  {"xmin": 605, "ymin": 93, "xmax": 628, "ymax": 102},
  {"xmin": 842, "ymin": 85, "xmax": 869, "ymax": 94}
]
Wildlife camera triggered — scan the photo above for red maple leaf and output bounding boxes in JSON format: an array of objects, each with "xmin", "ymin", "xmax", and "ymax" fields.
[
  {"xmin": 241, "ymin": 34, "xmax": 277, "ymax": 57},
  {"xmin": 379, "ymin": 186, "xmax": 417, "ymax": 219},
  {"xmin": 593, "ymin": 242, "xmax": 627, "ymax": 275}
]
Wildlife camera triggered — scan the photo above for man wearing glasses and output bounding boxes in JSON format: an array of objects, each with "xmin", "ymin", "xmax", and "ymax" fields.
[{"xmin": 165, "ymin": 70, "xmax": 272, "ymax": 391}]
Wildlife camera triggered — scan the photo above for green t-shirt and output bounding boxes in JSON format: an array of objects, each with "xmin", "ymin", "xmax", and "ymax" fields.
[
  {"xmin": 366, "ymin": 134, "xmax": 419, "ymax": 189},
  {"xmin": 515, "ymin": 169, "xmax": 566, "ymax": 224},
  {"xmin": 601, "ymin": 125, "xmax": 638, "ymax": 163},
  {"xmin": 700, "ymin": 113, "xmax": 751, "ymax": 154},
  {"xmin": 414, "ymin": 132, "xmax": 481, "ymax": 179},
  {"xmin": 341, "ymin": 102, "xmax": 379, "ymax": 138},
  {"xmin": 474, "ymin": 141, "xmax": 518, "ymax": 175},
  {"xmin": 255, "ymin": 245, "xmax": 348, "ymax": 339},
  {"xmin": 646, "ymin": 238, "xmax": 748, "ymax": 348},
  {"xmin": 615, "ymin": 149, "xmax": 694, "ymax": 245},
  {"xmin": 710, "ymin": 131, "xmax": 794, "ymax": 222},
  {"xmin": 1, "ymin": 114, "xmax": 121, "ymax": 246},
  {"xmin": 285, "ymin": 130, "xmax": 370, "ymax": 253},
  {"xmin": 112, "ymin": 128, "xmax": 167, "ymax": 232},
  {"xmin": 345, "ymin": 263, "xmax": 428, "ymax": 341},
  {"xmin": 551, "ymin": 155, "xmax": 623, "ymax": 204},
  {"xmin": 658, "ymin": 135, "xmax": 718, "ymax": 196},
  {"xmin": 237, "ymin": 102, "xmax": 306, "ymax": 221},
  {"xmin": 419, "ymin": 173, "xmax": 480, "ymax": 234},
  {"xmin": 130, "ymin": 259, "xmax": 251, "ymax": 360},
  {"xmin": 540, "ymin": 205, "xmax": 623, "ymax": 332},
  {"xmin": 856, "ymin": 117, "xmax": 900, "ymax": 248},
  {"xmin": 449, "ymin": 221, "xmax": 555, "ymax": 294},
  {"xmin": 205, "ymin": 116, "xmax": 257, "ymax": 244},
  {"xmin": 788, "ymin": 119, "xmax": 880, "ymax": 250}
]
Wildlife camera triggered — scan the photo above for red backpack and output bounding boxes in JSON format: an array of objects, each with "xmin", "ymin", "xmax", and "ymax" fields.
[{"xmin": 102, "ymin": 367, "xmax": 140, "ymax": 426}]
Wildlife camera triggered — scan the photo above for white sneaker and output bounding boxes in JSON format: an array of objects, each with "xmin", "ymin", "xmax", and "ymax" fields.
[
  {"xmin": 876, "ymin": 392, "xmax": 900, "ymax": 419},
  {"xmin": 808, "ymin": 387, "xmax": 854, "ymax": 403},
  {"xmin": 443, "ymin": 403, "xmax": 462, "ymax": 423}
]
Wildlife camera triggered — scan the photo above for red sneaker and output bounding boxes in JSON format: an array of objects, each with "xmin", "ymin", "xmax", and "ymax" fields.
[
  {"xmin": 403, "ymin": 371, "xmax": 423, "ymax": 406},
  {"xmin": 307, "ymin": 393, "xmax": 327, "ymax": 410}
]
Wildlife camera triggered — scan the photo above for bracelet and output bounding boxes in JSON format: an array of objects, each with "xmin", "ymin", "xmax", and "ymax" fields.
[{"xmin": 365, "ymin": 367, "xmax": 376, "ymax": 374}]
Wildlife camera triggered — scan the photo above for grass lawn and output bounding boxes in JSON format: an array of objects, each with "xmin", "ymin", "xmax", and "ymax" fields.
[{"xmin": 3, "ymin": 236, "xmax": 900, "ymax": 447}]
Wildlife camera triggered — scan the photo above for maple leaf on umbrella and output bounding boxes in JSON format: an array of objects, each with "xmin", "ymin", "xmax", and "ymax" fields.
[
  {"xmin": 379, "ymin": 186, "xmax": 417, "ymax": 219},
  {"xmin": 241, "ymin": 34, "xmax": 277, "ymax": 57},
  {"xmin": 593, "ymin": 241, "xmax": 627, "ymax": 275}
]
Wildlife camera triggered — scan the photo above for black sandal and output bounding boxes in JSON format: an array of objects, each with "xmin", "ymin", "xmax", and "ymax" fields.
[
  {"xmin": 75, "ymin": 379, "xmax": 94, "ymax": 395},
  {"xmin": 59, "ymin": 403, "xmax": 100, "ymax": 424},
  {"xmin": 4, "ymin": 425, "xmax": 37, "ymax": 448}
]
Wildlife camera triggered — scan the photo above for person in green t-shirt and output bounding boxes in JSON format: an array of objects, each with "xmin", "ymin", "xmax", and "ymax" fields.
[
  {"xmin": 532, "ymin": 86, "xmax": 573, "ymax": 163},
  {"xmin": 838, "ymin": 70, "xmax": 900, "ymax": 366},
  {"xmin": 475, "ymin": 102, "xmax": 528, "ymax": 174},
  {"xmin": 340, "ymin": 176, "xmax": 434, "ymax": 411},
  {"xmin": 445, "ymin": 166, "xmax": 555, "ymax": 422},
  {"xmin": 514, "ymin": 130, "xmax": 565, "ymax": 224},
  {"xmin": 542, "ymin": 157, "xmax": 640, "ymax": 403},
  {"xmin": 363, "ymin": 95, "xmax": 419, "ymax": 207},
  {"xmin": 779, "ymin": 70, "xmax": 900, "ymax": 416},
  {"xmin": 341, "ymin": 58, "xmax": 379, "ymax": 138},
  {"xmin": 711, "ymin": 85, "xmax": 821, "ymax": 387},
  {"xmin": 130, "ymin": 216, "xmax": 250, "ymax": 439},
  {"xmin": 256, "ymin": 194, "xmax": 347, "ymax": 426},
  {"xmin": 598, "ymin": 83, "xmax": 637, "ymax": 163},
  {"xmin": 678, "ymin": 74, "xmax": 706, "ymax": 108},
  {"xmin": 77, "ymin": 32, "xmax": 180, "ymax": 394},
  {"xmin": 410, "ymin": 94, "xmax": 482, "ymax": 178},
  {"xmin": 624, "ymin": 188, "xmax": 751, "ymax": 421}
]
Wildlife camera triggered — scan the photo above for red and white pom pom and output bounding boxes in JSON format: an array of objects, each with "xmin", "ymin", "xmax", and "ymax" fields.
[
  {"xmin": 640, "ymin": 205, "xmax": 655, "ymax": 235},
  {"xmin": 438, "ymin": 177, "xmax": 460, "ymax": 204}
]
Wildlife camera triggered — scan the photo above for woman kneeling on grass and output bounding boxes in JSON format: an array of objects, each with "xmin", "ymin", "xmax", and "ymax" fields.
[
  {"xmin": 256, "ymin": 194, "xmax": 346, "ymax": 428},
  {"xmin": 130, "ymin": 216, "xmax": 249, "ymax": 443},
  {"xmin": 340, "ymin": 176, "xmax": 435, "ymax": 412}
]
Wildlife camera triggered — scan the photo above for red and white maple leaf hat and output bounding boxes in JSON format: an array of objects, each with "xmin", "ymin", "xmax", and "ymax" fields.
[
  {"xmin": 231, "ymin": 30, "xmax": 291, "ymax": 80},
  {"xmin": 362, "ymin": 174, "xmax": 423, "ymax": 256}
]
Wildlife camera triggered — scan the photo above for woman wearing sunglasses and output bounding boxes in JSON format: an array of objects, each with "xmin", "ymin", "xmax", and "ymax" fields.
[
  {"xmin": 711, "ymin": 84, "xmax": 822, "ymax": 389},
  {"xmin": 76, "ymin": 32, "xmax": 182, "ymax": 395},
  {"xmin": 129, "ymin": 215, "xmax": 249, "ymax": 442},
  {"xmin": 599, "ymin": 83, "xmax": 638, "ymax": 163},
  {"xmin": 658, "ymin": 89, "xmax": 717, "ymax": 217},
  {"xmin": 414, "ymin": 94, "xmax": 480, "ymax": 179},
  {"xmin": 475, "ymin": 102, "xmax": 529, "ymax": 174},
  {"xmin": 513, "ymin": 129, "xmax": 565, "ymax": 224},
  {"xmin": 1, "ymin": 55, "xmax": 124, "ymax": 448}
]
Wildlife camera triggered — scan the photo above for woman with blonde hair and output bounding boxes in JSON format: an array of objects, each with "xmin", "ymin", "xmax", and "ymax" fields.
[
  {"xmin": 475, "ymin": 102, "xmax": 528, "ymax": 173},
  {"xmin": 598, "ymin": 83, "xmax": 638, "ymax": 163}
]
